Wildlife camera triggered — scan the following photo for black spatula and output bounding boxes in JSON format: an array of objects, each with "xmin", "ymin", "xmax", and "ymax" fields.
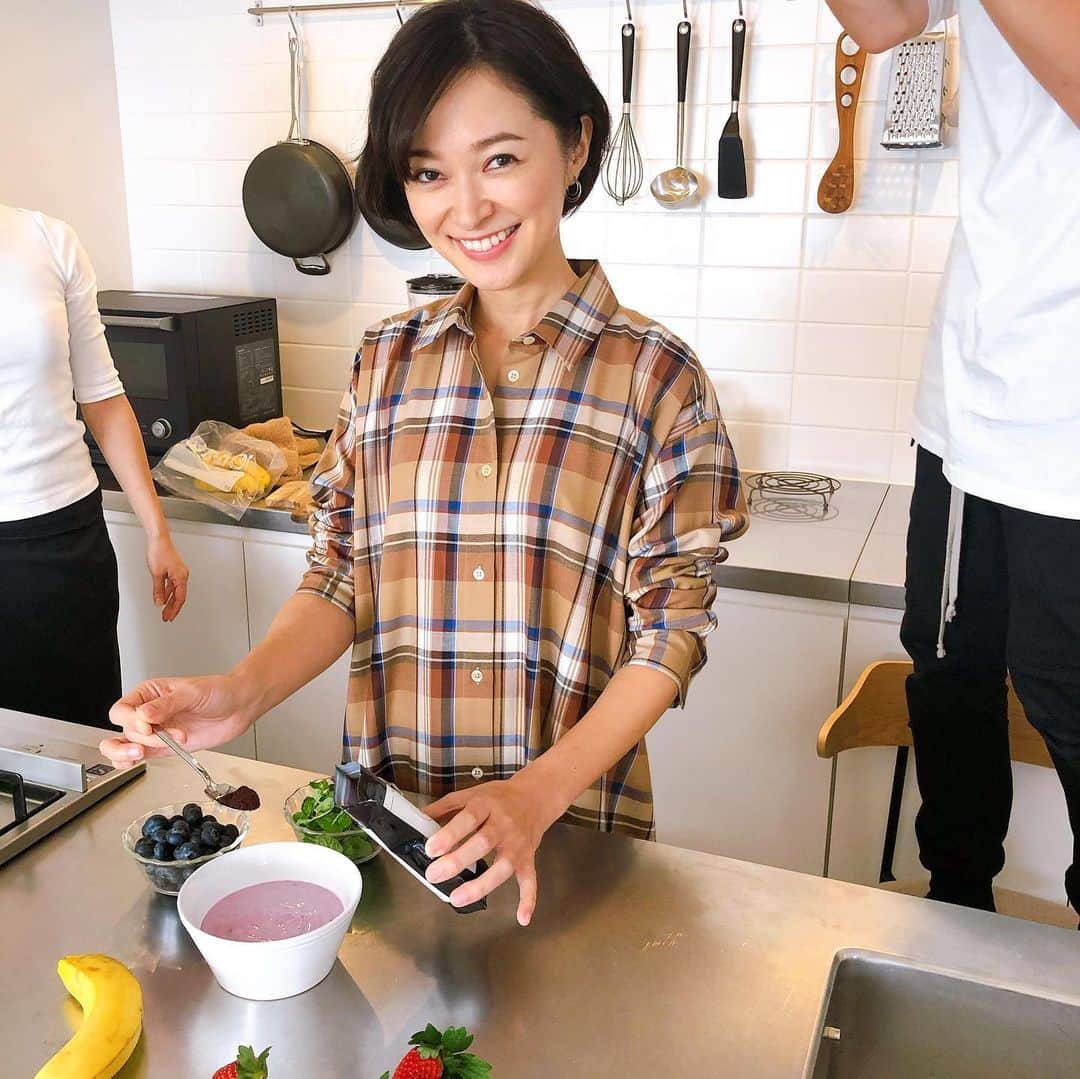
[{"xmin": 718, "ymin": 16, "xmax": 748, "ymax": 199}]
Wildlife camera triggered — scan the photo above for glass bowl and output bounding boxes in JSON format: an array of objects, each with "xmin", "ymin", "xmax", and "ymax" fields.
[
  {"xmin": 283, "ymin": 781, "xmax": 379, "ymax": 865},
  {"xmin": 122, "ymin": 801, "xmax": 249, "ymax": 896}
]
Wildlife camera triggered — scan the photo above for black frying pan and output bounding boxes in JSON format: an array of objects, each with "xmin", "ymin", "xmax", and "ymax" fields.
[
  {"xmin": 356, "ymin": 168, "xmax": 430, "ymax": 252},
  {"xmin": 242, "ymin": 33, "xmax": 356, "ymax": 275}
]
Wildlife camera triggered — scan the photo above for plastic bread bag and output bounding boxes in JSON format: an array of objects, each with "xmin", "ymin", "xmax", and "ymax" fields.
[{"xmin": 152, "ymin": 420, "xmax": 287, "ymax": 519}]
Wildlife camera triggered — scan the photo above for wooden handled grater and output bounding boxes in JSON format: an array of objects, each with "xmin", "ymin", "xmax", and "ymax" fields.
[{"xmin": 817, "ymin": 34, "xmax": 868, "ymax": 214}]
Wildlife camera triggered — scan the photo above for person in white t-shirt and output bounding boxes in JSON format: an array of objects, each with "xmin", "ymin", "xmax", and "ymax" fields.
[
  {"xmin": 0, "ymin": 204, "xmax": 189, "ymax": 729},
  {"xmin": 825, "ymin": 1, "xmax": 1080, "ymax": 917}
]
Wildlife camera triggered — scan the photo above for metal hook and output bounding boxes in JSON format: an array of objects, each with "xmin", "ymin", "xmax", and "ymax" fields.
[
  {"xmin": 737, "ymin": 0, "xmax": 744, "ymax": 17},
  {"xmin": 286, "ymin": 3, "xmax": 299, "ymax": 39},
  {"xmin": 682, "ymin": 0, "xmax": 688, "ymax": 19},
  {"xmin": 624, "ymin": 1, "xmax": 632, "ymax": 22},
  {"xmin": 395, "ymin": 0, "xmax": 404, "ymax": 26}
]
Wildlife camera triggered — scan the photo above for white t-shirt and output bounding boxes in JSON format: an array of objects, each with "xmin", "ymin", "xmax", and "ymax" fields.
[
  {"xmin": 0, "ymin": 205, "xmax": 124, "ymax": 521},
  {"xmin": 914, "ymin": 1, "xmax": 1080, "ymax": 518}
]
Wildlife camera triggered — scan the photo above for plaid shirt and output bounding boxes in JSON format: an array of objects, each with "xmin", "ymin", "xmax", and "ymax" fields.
[{"xmin": 300, "ymin": 261, "xmax": 746, "ymax": 837}]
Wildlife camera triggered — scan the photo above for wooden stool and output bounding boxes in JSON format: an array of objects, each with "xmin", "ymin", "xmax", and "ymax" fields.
[{"xmin": 818, "ymin": 660, "xmax": 1075, "ymax": 929}]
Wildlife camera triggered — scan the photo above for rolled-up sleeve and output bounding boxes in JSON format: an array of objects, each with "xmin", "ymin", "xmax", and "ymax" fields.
[
  {"xmin": 624, "ymin": 368, "xmax": 747, "ymax": 705},
  {"xmin": 297, "ymin": 366, "xmax": 360, "ymax": 618}
]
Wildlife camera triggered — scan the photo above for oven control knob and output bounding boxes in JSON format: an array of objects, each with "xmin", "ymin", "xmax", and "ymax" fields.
[{"xmin": 150, "ymin": 418, "xmax": 172, "ymax": 440}]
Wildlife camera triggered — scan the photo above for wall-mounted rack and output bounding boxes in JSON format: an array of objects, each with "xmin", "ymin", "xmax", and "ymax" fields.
[{"xmin": 248, "ymin": 0, "xmax": 436, "ymax": 27}]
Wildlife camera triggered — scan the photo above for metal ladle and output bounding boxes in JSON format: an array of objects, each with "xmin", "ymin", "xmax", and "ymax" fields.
[{"xmin": 651, "ymin": 4, "xmax": 700, "ymax": 207}]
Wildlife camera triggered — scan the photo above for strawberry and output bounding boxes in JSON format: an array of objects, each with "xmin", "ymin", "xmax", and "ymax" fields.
[
  {"xmin": 212, "ymin": 1044, "xmax": 270, "ymax": 1079},
  {"xmin": 379, "ymin": 1024, "xmax": 492, "ymax": 1079},
  {"xmin": 386, "ymin": 1046, "xmax": 444, "ymax": 1079}
]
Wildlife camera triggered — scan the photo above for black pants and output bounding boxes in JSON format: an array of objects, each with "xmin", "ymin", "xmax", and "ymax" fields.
[
  {"xmin": 0, "ymin": 489, "xmax": 122, "ymax": 730},
  {"xmin": 902, "ymin": 448, "xmax": 1080, "ymax": 912}
]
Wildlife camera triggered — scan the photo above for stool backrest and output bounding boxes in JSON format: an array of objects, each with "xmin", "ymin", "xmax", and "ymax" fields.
[{"xmin": 817, "ymin": 660, "xmax": 1052, "ymax": 768}]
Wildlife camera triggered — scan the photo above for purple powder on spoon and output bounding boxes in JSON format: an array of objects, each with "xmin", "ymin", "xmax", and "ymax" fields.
[{"xmin": 216, "ymin": 784, "xmax": 261, "ymax": 811}]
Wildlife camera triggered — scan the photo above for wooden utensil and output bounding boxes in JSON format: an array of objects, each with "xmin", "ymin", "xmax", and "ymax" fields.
[{"xmin": 817, "ymin": 34, "xmax": 868, "ymax": 214}]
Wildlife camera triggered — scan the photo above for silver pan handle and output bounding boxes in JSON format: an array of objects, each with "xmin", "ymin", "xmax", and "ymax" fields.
[{"xmin": 101, "ymin": 314, "xmax": 179, "ymax": 331}]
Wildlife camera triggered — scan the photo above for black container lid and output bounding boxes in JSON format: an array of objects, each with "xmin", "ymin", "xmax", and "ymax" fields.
[{"xmin": 406, "ymin": 273, "xmax": 465, "ymax": 297}]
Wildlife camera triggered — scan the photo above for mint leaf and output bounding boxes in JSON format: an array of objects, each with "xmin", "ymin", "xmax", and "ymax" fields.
[
  {"xmin": 306, "ymin": 833, "xmax": 344, "ymax": 854},
  {"xmin": 341, "ymin": 834, "xmax": 375, "ymax": 861}
]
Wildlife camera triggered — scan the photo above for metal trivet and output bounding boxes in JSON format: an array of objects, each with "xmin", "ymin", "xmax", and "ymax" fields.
[{"xmin": 746, "ymin": 471, "xmax": 841, "ymax": 520}]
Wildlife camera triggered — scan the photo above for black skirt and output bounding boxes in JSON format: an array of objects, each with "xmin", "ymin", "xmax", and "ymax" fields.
[{"xmin": 0, "ymin": 488, "xmax": 122, "ymax": 730}]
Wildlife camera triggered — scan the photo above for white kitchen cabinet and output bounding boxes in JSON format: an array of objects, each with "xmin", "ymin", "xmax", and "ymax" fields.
[
  {"xmin": 647, "ymin": 587, "xmax": 845, "ymax": 876},
  {"xmin": 244, "ymin": 535, "xmax": 350, "ymax": 775},
  {"xmin": 105, "ymin": 515, "xmax": 256, "ymax": 758},
  {"xmin": 828, "ymin": 605, "xmax": 1074, "ymax": 904}
]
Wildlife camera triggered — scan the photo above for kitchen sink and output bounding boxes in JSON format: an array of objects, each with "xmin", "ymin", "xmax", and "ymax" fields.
[{"xmin": 805, "ymin": 949, "xmax": 1080, "ymax": 1079}]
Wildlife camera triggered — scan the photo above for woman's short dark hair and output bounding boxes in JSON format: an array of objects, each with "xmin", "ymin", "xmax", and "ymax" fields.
[{"xmin": 357, "ymin": 0, "xmax": 611, "ymax": 244}]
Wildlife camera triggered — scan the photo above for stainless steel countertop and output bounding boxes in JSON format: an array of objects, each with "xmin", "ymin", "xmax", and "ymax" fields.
[
  {"xmin": 6, "ymin": 715, "xmax": 1080, "ymax": 1078},
  {"xmin": 714, "ymin": 479, "xmax": 889, "ymax": 603},
  {"xmin": 850, "ymin": 483, "xmax": 912, "ymax": 610},
  {"xmin": 100, "ymin": 464, "xmax": 911, "ymax": 607}
]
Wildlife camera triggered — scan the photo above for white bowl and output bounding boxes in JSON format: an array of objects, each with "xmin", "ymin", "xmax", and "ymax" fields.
[{"xmin": 177, "ymin": 841, "xmax": 362, "ymax": 1000}]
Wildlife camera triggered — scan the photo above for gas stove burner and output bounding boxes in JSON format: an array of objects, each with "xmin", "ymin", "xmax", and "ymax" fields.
[
  {"xmin": 746, "ymin": 471, "xmax": 841, "ymax": 521},
  {"xmin": 0, "ymin": 710, "xmax": 145, "ymax": 867}
]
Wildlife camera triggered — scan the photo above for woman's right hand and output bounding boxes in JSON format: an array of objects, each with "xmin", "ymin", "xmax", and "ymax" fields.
[{"xmin": 99, "ymin": 674, "xmax": 259, "ymax": 768}]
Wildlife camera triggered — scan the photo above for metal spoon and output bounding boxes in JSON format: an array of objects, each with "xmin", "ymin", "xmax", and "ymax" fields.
[
  {"xmin": 156, "ymin": 730, "xmax": 261, "ymax": 811},
  {"xmin": 651, "ymin": 13, "xmax": 700, "ymax": 208}
]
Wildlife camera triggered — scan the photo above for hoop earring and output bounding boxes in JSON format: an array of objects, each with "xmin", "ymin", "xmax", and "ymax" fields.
[{"xmin": 566, "ymin": 180, "xmax": 583, "ymax": 204}]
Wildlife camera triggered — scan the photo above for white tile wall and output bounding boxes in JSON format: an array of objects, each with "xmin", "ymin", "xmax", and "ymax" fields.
[{"xmin": 108, "ymin": 0, "xmax": 960, "ymax": 480}]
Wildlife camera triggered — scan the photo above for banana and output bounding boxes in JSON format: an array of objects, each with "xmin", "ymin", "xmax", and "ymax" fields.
[{"xmin": 35, "ymin": 954, "xmax": 143, "ymax": 1079}]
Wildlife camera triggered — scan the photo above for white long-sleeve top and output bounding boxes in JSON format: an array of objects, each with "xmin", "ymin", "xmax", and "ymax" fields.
[{"xmin": 0, "ymin": 205, "xmax": 124, "ymax": 521}]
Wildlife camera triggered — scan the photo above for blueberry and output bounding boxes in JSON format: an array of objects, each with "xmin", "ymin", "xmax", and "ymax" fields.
[
  {"xmin": 164, "ymin": 829, "xmax": 187, "ymax": 848},
  {"xmin": 200, "ymin": 823, "xmax": 223, "ymax": 847},
  {"xmin": 149, "ymin": 825, "xmax": 170, "ymax": 844},
  {"xmin": 182, "ymin": 803, "xmax": 203, "ymax": 826},
  {"xmin": 134, "ymin": 837, "xmax": 157, "ymax": 858},
  {"xmin": 197, "ymin": 840, "xmax": 217, "ymax": 856},
  {"xmin": 141, "ymin": 814, "xmax": 169, "ymax": 839},
  {"xmin": 173, "ymin": 841, "xmax": 201, "ymax": 861},
  {"xmin": 153, "ymin": 842, "xmax": 174, "ymax": 861},
  {"xmin": 168, "ymin": 814, "xmax": 185, "ymax": 826},
  {"xmin": 220, "ymin": 823, "xmax": 239, "ymax": 845},
  {"xmin": 169, "ymin": 819, "xmax": 191, "ymax": 840},
  {"xmin": 201, "ymin": 814, "xmax": 218, "ymax": 826}
]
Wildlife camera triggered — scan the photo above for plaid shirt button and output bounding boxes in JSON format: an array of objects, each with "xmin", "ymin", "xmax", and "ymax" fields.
[{"xmin": 470, "ymin": 668, "xmax": 484, "ymax": 684}]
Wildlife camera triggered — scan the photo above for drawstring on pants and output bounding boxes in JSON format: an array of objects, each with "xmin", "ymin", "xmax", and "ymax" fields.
[{"xmin": 936, "ymin": 485, "xmax": 965, "ymax": 659}]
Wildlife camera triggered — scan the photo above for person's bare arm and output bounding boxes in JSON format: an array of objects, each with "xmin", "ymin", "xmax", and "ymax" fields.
[
  {"xmin": 100, "ymin": 592, "xmax": 355, "ymax": 765},
  {"xmin": 825, "ymin": 1, "xmax": 929, "ymax": 53},
  {"xmin": 81, "ymin": 393, "xmax": 189, "ymax": 620},
  {"xmin": 982, "ymin": 0, "xmax": 1080, "ymax": 127}
]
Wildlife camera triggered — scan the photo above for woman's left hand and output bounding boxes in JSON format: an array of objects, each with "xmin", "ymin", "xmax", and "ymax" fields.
[
  {"xmin": 424, "ymin": 773, "xmax": 557, "ymax": 926},
  {"xmin": 145, "ymin": 534, "xmax": 189, "ymax": 621}
]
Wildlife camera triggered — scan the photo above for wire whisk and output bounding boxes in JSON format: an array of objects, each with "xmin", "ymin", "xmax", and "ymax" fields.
[{"xmin": 602, "ymin": 6, "xmax": 643, "ymax": 205}]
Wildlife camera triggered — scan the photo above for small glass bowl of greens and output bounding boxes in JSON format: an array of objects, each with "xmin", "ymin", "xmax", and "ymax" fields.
[{"xmin": 283, "ymin": 778, "xmax": 379, "ymax": 866}]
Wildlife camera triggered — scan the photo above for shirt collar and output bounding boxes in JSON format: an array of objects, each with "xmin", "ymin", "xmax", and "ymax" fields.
[{"xmin": 411, "ymin": 260, "xmax": 618, "ymax": 368}]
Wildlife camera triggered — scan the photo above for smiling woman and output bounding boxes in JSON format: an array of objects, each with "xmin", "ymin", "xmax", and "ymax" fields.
[
  {"xmin": 101, "ymin": 0, "xmax": 747, "ymax": 929},
  {"xmin": 355, "ymin": 0, "xmax": 609, "ymax": 259}
]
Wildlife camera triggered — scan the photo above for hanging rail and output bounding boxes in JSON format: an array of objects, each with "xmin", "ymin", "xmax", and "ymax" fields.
[{"xmin": 248, "ymin": 0, "xmax": 438, "ymax": 23}]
